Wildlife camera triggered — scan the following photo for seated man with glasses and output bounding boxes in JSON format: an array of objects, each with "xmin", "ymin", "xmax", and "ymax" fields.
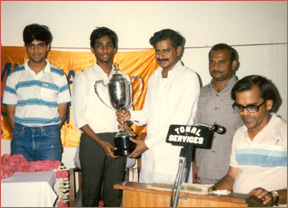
[{"xmin": 213, "ymin": 75, "xmax": 287, "ymax": 206}]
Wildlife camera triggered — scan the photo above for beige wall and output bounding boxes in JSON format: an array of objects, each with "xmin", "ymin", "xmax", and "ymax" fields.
[{"xmin": 1, "ymin": 1, "xmax": 287, "ymax": 168}]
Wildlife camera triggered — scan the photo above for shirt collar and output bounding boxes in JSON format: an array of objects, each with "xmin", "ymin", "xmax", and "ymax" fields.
[
  {"xmin": 157, "ymin": 60, "xmax": 182, "ymax": 76},
  {"xmin": 24, "ymin": 59, "xmax": 50, "ymax": 73},
  {"xmin": 209, "ymin": 76, "xmax": 238, "ymax": 91},
  {"xmin": 93, "ymin": 63, "xmax": 117, "ymax": 82}
]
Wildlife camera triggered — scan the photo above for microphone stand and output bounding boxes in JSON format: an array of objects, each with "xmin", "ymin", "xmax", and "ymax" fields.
[{"xmin": 170, "ymin": 145, "xmax": 192, "ymax": 207}]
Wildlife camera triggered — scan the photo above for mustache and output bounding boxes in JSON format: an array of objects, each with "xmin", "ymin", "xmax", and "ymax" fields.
[
  {"xmin": 241, "ymin": 115, "xmax": 254, "ymax": 120},
  {"xmin": 211, "ymin": 70, "xmax": 223, "ymax": 74},
  {"xmin": 157, "ymin": 59, "xmax": 169, "ymax": 62}
]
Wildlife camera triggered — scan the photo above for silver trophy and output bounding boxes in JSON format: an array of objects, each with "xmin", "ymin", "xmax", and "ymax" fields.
[{"xmin": 94, "ymin": 65, "xmax": 142, "ymax": 156}]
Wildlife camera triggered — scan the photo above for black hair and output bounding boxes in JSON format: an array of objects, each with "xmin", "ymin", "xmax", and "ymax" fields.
[
  {"xmin": 231, "ymin": 75, "xmax": 277, "ymax": 106},
  {"xmin": 149, "ymin": 29, "xmax": 184, "ymax": 49},
  {"xmin": 209, "ymin": 43, "xmax": 238, "ymax": 62},
  {"xmin": 90, "ymin": 27, "xmax": 118, "ymax": 48},
  {"xmin": 23, "ymin": 23, "xmax": 53, "ymax": 45}
]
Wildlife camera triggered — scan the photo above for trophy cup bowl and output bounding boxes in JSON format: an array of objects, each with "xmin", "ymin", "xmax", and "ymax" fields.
[{"xmin": 94, "ymin": 69, "xmax": 142, "ymax": 156}]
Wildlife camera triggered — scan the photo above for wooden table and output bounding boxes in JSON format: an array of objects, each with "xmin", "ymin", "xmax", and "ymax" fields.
[{"xmin": 114, "ymin": 181, "xmax": 249, "ymax": 207}]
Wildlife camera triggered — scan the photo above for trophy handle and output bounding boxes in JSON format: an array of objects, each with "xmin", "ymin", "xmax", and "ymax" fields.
[
  {"xmin": 126, "ymin": 75, "xmax": 143, "ymax": 109},
  {"xmin": 94, "ymin": 80, "xmax": 113, "ymax": 109}
]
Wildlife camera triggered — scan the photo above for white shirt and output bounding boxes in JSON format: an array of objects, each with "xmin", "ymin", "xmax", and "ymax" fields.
[
  {"xmin": 230, "ymin": 113, "xmax": 287, "ymax": 194},
  {"xmin": 71, "ymin": 63, "xmax": 131, "ymax": 133},
  {"xmin": 130, "ymin": 61, "xmax": 200, "ymax": 183}
]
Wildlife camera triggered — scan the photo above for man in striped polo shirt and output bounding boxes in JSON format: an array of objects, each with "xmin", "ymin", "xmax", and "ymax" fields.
[{"xmin": 2, "ymin": 24, "xmax": 71, "ymax": 162}]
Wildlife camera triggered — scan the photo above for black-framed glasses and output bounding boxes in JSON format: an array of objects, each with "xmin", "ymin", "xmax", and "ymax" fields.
[{"xmin": 232, "ymin": 100, "xmax": 266, "ymax": 113}]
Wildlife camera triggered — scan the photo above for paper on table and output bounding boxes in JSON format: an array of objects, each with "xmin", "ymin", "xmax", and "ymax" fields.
[
  {"xmin": 210, "ymin": 190, "xmax": 231, "ymax": 195},
  {"xmin": 148, "ymin": 181, "xmax": 214, "ymax": 194}
]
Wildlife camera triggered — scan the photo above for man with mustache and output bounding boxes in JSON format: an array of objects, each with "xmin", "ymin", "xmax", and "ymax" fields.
[
  {"xmin": 116, "ymin": 29, "xmax": 200, "ymax": 183},
  {"xmin": 2, "ymin": 24, "xmax": 70, "ymax": 161},
  {"xmin": 71, "ymin": 27, "xmax": 129, "ymax": 207},
  {"xmin": 193, "ymin": 43, "xmax": 243, "ymax": 184},
  {"xmin": 213, "ymin": 75, "xmax": 287, "ymax": 206}
]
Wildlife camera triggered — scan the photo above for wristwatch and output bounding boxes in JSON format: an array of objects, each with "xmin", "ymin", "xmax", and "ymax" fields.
[{"xmin": 270, "ymin": 190, "xmax": 279, "ymax": 206}]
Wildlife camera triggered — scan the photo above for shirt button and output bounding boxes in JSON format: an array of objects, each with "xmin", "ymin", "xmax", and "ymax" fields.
[{"xmin": 215, "ymin": 107, "xmax": 218, "ymax": 110}]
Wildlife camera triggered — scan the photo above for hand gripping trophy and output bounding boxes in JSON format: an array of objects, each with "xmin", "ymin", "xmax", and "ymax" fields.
[{"xmin": 94, "ymin": 64, "xmax": 142, "ymax": 156}]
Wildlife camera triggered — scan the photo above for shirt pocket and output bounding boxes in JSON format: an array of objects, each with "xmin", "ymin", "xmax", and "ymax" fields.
[{"xmin": 41, "ymin": 82, "xmax": 58, "ymax": 102}]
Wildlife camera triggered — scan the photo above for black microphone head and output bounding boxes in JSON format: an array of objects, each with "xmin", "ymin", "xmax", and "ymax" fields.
[{"xmin": 211, "ymin": 124, "xmax": 226, "ymax": 134}]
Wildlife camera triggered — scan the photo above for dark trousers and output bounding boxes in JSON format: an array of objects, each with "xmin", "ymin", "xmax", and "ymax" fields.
[{"xmin": 79, "ymin": 133, "xmax": 126, "ymax": 207}]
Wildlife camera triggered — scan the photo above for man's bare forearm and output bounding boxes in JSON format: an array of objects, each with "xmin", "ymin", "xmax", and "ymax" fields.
[
  {"xmin": 6, "ymin": 105, "xmax": 16, "ymax": 130},
  {"xmin": 213, "ymin": 174, "xmax": 235, "ymax": 192}
]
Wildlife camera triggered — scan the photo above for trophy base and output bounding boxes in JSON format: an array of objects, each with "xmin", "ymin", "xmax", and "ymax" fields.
[{"xmin": 114, "ymin": 134, "xmax": 136, "ymax": 156}]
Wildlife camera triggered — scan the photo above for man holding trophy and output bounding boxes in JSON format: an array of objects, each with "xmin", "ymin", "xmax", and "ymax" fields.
[
  {"xmin": 116, "ymin": 29, "xmax": 200, "ymax": 184},
  {"xmin": 71, "ymin": 27, "xmax": 130, "ymax": 207}
]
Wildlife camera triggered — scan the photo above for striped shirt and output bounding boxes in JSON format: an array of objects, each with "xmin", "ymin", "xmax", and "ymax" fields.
[
  {"xmin": 230, "ymin": 113, "xmax": 287, "ymax": 194},
  {"xmin": 2, "ymin": 59, "xmax": 71, "ymax": 127}
]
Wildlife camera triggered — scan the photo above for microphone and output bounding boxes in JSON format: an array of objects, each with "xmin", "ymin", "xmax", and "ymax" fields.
[
  {"xmin": 166, "ymin": 123, "xmax": 227, "ymax": 206},
  {"xmin": 194, "ymin": 123, "xmax": 226, "ymax": 134}
]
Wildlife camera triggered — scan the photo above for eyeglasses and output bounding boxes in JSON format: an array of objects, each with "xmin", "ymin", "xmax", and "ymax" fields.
[{"xmin": 232, "ymin": 100, "xmax": 266, "ymax": 113}]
